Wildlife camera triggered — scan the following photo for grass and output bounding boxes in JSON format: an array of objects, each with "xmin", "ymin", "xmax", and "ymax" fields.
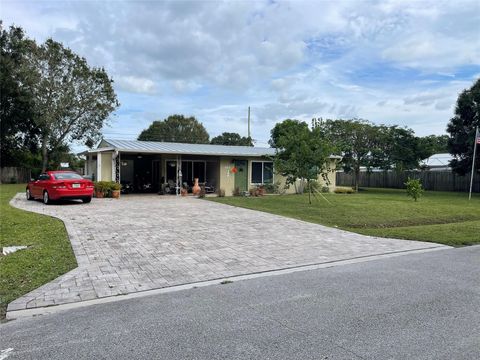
[
  {"xmin": 209, "ymin": 188, "xmax": 480, "ymax": 247},
  {"xmin": 0, "ymin": 184, "xmax": 77, "ymax": 320}
]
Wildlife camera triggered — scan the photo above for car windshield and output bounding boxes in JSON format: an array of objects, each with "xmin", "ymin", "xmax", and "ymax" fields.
[{"xmin": 53, "ymin": 173, "xmax": 83, "ymax": 180}]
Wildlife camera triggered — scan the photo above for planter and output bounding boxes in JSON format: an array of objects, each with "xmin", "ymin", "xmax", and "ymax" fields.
[
  {"xmin": 111, "ymin": 190, "xmax": 120, "ymax": 199},
  {"xmin": 180, "ymin": 188, "xmax": 188, "ymax": 196},
  {"xmin": 95, "ymin": 191, "xmax": 104, "ymax": 198},
  {"xmin": 192, "ymin": 178, "xmax": 201, "ymax": 195}
]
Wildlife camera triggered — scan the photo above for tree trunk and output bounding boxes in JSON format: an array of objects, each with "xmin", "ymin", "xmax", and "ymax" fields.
[
  {"xmin": 354, "ymin": 166, "xmax": 360, "ymax": 192},
  {"xmin": 307, "ymin": 180, "xmax": 311, "ymax": 204},
  {"xmin": 41, "ymin": 135, "xmax": 49, "ymax": 172}
]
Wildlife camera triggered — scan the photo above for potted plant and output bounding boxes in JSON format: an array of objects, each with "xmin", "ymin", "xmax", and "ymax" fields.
[
  {"xmin": 111, "ymin": 182, "xmax": 121, "ymax": 199},
  {"xmin": 180, "ymin": 187, "xmax": 188, "ymax": 196},
  {"xmin": 94, "ymin": 182, "xmax": 105, "ymax": 198}
]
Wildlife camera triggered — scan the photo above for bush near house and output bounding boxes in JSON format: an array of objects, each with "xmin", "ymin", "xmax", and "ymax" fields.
[{"xmin": 94, "ymin": 181, "xmax": 120, "ymax": 198}]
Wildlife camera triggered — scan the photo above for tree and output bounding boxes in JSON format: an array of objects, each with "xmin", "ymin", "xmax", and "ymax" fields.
[
  {"xmin": 21, "ymin": 38, "xmax": 119, "ymax": 172},
  {"xmin": 447, "ymin": 78, "xmax": 480, "ymax": 175},
  {"xmin": 320, "ymin": 119, "xmax": 383, "ymax": 191},
  {"xmin": 210, "ymin": 132, "xmax": 253, "ymax": 146},
  {"xmin": 0, "ymin": 24, "xmax": 39, "ymax": 167},
  {"xmin": 269, "ymin": 119, "xmax": 309, "ymax": 148},
  {"xmin": 417, "ymin": 135, "xmax": 449, "ymax": 159},
  {"xmin": 376, "ymin": 126, "xmax": 423, "ymax": 172},
  {"xmin": 272, "ymin": 119, "xmax": 333, "ymax": 204},
  {"xmin": 138, "ymin": 115, "xmax": 210, "ymax": 143}
]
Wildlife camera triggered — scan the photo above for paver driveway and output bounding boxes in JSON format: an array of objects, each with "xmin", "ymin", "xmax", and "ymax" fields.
[{"xmin": 8, "ymin": 194, "xmax": 448, "ymax": 314}]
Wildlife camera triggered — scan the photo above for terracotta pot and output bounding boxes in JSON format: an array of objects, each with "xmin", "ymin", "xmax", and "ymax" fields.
[
  {"xmin": 192, "ymin": 178, "xmax": 201, "ymax": 195},
  {"xmin": 112, "ymin": 190, "xmax": 120, "ymax": 199},
  {"xmin": 181, "ymin": 188, "xmax": 188, "ymax": 196},
  {"xmin": 95, "ymin": 191, "xmax": 104, "ymax": 198}
]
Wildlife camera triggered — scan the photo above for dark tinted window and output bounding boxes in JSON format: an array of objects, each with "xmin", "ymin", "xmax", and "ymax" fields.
[
  {"xmin": 251, "ymin": 162, "xmax": 263, "ymax": 183},
  {"xmin": 53, "ymin": 172, "xmax": 83, "ymax": 180},
  {"xmin": 39, "ymin": 174, "xmax": 50, "ymax": 181}
]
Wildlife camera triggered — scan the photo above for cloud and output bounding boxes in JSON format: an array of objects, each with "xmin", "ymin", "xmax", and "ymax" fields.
[{"xmin": 2, "ymin": 0, "xmax": 479, "ymax": 147}]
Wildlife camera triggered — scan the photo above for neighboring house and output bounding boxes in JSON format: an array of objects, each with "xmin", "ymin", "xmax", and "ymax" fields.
[
  {"xmin": 420, "ymin": 153, "xmax": 454, "ymax": 171},
  {"xmin": 80, "ymin": 139, "xmax": 340, "ymax": 196}
]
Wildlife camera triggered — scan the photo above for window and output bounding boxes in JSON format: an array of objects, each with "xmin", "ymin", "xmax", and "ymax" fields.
[
  {"xmin": 181, "ymin": 161, "xmax": 206, "ymax": 185},
  {"xmin": 53, "ymin": 172, "xmax": 83, "ymax": 180},
  {"xmin": 251, "ymin": 161, "xmax": 273, "ymax": 184},
  {"xmin": 251, "ymin": 162, "xmax": 263, "ymax": 184}
]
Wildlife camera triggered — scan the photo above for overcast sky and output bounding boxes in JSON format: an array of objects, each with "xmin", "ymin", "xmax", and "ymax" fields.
[{"xmin": 2, "ymin": 0, "xmax": 480, "ymax": 147}]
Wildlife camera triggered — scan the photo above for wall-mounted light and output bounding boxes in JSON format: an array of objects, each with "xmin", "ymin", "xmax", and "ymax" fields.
[{"xmin": 137, "ymin": 155, "xmax": 142, "ymax": 159}]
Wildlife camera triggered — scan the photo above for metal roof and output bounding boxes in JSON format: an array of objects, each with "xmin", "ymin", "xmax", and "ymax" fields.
[
  {"xmin": 420, "ymin": 153, "xmax": 453, "ymax": 169},
  {"xmin": 98, "ymin": 139, "xmax": 276, "ymax": 157}
]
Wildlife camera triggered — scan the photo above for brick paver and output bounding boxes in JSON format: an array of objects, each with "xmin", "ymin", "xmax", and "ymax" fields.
[{"xmin": 8, "ymin": 194, "xmax": 447, "ymax": 312}]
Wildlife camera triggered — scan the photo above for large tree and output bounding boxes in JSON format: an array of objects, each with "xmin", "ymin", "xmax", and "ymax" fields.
[
  {"xmin": 210, "ymin": 132, "xmax": 253, "ymax": 146},
  {"xmin": 447, "ymin": 78, "xmax": 480, "ymax": 175},
  {"xmin": 272, "ymin": 119, "xmax": 333, "ymax": 204},
  {"xmin": 269, "ymin": 119, "xmax": 309, "ymax": 148},
  {"xmin": 375, "ymin": 126, "xmax": 423, "ymax": 172},
  {"xmin": 320, "ymin": 119, "xmax": 383, "ymax": 190},
  {"xmin": 138, "ymin": 115, "xmax": 210, "ymax": 143},
  {"xmin": 0, "ymin": 25, "xmax": 39, "ymax": 167},
  {"xmin": 417, "ymin": 135, "xmax": 449, "ymax": 159},
  {"xmin": 21, "ymin": 38, "xmax": 119, "ymax": 171}
]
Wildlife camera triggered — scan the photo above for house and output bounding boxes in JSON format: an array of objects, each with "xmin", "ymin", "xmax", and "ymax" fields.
[
  {"xmin": 81, "ymin": 139, "xmax": 340, "ymax": 195},
  {"xmin": 420, "ymin": 153, "xmax": 453, "ymax": 171}
]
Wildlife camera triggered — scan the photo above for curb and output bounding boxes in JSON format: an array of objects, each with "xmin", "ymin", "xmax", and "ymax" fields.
[{"xmin": 6, "ymin": 245, "xmax": 449, "ymax": 320}]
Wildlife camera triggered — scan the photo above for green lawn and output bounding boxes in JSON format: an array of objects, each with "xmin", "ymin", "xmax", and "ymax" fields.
[
  {"xmin": 0, "ymin": 184, "xmax": 77, "ymax": 320},
  {"xmin": 209, "ymin": 188, "xmax": 480, "ymax": 247}
]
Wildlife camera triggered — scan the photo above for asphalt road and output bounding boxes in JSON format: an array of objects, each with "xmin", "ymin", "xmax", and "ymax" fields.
[{"xmin": 1, "ymin": 246, "xmax": 479, "ymax": 360}]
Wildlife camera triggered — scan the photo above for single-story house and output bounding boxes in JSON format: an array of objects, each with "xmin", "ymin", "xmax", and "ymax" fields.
[{"xmin": 81, "ymin": 139, "xmax": 341, "ymax": 196}]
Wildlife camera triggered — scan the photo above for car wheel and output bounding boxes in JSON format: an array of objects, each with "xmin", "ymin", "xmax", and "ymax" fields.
[
  {"xmin": 26, "ymin": 188, "xmax": 33, "ymax": 200},
  {"xmin": 82, "ymin": 197, "xmax": 92, "ymax": 203},
  {"xmin": 43, "ymin": 191, "xmax": 50, "ymax": 205}
]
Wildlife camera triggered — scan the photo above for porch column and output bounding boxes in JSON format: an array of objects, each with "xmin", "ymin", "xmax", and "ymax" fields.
[
  {"xmin": 111, "ymin": 151, "xmax": 116, "ymax": 182},
  {"xmin": 97, "ymin": 152, "xmax": 102, "ymax": 181},
  {"xmin": 83, "ymin": 155, "xmax": 88, "ymax": 175}
]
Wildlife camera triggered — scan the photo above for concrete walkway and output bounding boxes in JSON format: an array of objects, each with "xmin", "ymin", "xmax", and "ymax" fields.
[{"xmin": 8, "ymin": 194, "xmax": 448, "ymax": 316}]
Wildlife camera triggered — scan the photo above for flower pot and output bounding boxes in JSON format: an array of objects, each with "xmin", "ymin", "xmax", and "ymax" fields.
[
  {"xmin": 180, "ymin": 188, "xmax": 188, "ymax": 196},
  {"xmin": 192, "ymin": 178, "xmax": 201, "ymax": 195},
  {"xmin": 95, "ymin": 191, "xmax": 104, "ymax": 198},
  {"xmin": 112, "ymin": 190, "xmax": 120, "ymax": 199}
]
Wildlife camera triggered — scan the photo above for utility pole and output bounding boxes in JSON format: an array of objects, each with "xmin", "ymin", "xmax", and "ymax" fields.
[{"xmin": 248, "ymin": 106, "xmax": 251, "ymax": 138}]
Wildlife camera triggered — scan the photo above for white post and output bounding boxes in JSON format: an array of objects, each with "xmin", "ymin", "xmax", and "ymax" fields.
[
  {"xmin": 84, "ymin": 155, "xmax": 88, "ymax": 175},
  {"xmin": 111, "ymin": 151, "xmax": 116, "ymax": 182},
  {"xmin": 97, "ymin": 152, "xmax": 102, "ymax": 182},
  {"xmin": 469, "ymin": 126, "xmax": 478, "ymax": 200}
]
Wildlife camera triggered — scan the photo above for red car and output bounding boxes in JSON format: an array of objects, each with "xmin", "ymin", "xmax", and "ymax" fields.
[{"xmin": 26, "ymin": 171, "xmax": 94, "ymax": 204}]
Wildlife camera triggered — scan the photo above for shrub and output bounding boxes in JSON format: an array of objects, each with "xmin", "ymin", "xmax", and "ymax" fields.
[
  {"xmin": 217, "ymin": 188, "xmax": 225, "ymax": 197},
  {"xmin": 334, "ymin": 186, "xmax": 356, "ymax": 194},
  {"xmin": 405, "ymin": 177, "xmax": 423, "ymax": 202},
  {"xmin": 94, "ymin": 181, "xmax": 120, "ymax": 197},
  {"xmin": 263, "ymin": 182, "xmax": 280, "ymax": 194}
]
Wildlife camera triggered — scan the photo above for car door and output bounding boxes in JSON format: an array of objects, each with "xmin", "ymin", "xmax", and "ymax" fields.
[{"xmin": 33, "ymin": 174, "xmax": 49, "ymax": 197}]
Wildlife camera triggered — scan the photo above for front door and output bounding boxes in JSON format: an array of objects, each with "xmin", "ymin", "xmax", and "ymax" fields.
[{"xmin": 234, "ymin": 160, "xmax": 248, "ymax": 192}]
